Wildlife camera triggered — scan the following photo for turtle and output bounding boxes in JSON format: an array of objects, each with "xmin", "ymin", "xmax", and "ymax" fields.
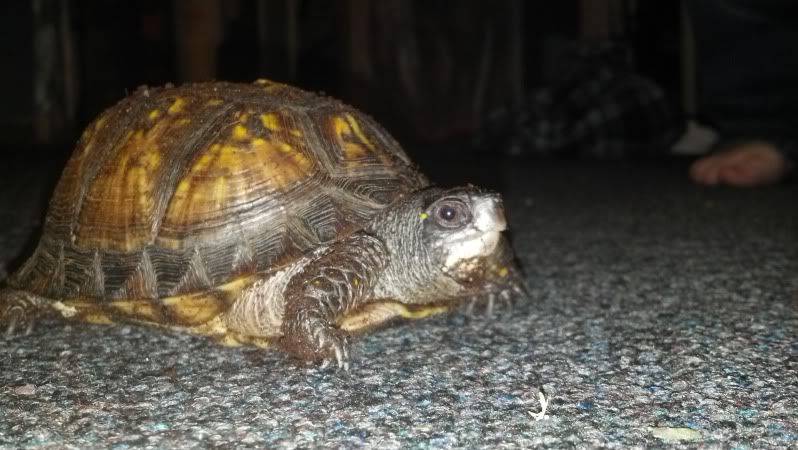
[{"xmin": 0, "ymin": 79, "xmax": 526, "ymax": 369}]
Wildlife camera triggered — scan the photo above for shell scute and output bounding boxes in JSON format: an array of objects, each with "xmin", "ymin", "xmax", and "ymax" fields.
[{"xmin": 156, "ymin": 107, "xmax": 319, "ymax": 251}]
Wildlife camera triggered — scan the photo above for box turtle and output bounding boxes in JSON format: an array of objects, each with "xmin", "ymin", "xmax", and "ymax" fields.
[{"xmin": 0, "ymin": 79, "xmax": 526, "ymax": 369}]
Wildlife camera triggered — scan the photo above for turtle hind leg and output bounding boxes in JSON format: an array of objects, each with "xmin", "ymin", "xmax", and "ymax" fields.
[{"xmin": 0, "ymin": 288, "xmax": 44, "ymax": 337}]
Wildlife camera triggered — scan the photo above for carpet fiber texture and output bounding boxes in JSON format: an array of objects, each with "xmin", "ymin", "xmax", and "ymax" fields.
[{"xmin": 1, "ymin": 154, "xmax": 796, "ymax": 449}]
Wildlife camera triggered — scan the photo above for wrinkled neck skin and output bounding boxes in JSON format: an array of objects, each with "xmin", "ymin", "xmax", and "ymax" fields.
[
  {"xmin": 368, "ymin": 192, "xmax": 457, "ymax": 304},
  {"xmin": 368, "ymin": 188, "xmax": 517, "ymax": 305}
]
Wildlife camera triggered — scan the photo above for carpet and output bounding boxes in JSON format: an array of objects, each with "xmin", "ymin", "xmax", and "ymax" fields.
[{"xmin": 1, "ymin": 152, "xmax": 796, "ymax": 449}]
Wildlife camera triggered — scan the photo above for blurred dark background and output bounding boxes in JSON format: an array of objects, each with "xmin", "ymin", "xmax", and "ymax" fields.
[{"xmin": 0, "ymin": 0, "xmax": 685, "ymax": 155}]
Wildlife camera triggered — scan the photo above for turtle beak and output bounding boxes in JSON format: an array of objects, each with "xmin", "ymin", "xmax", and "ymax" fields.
[{"xmin": 473, "ymin": 193, "xmax": 507, "ymax": 233}]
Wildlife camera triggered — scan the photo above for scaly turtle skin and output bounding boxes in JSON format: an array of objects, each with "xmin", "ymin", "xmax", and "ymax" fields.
[{"xmin": 0, "ymin": 79, "xmax": 526, "ymax": 369}]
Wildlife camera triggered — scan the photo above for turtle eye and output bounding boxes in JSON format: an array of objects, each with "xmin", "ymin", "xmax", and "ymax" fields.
[
  {"xmin": 439, "ymin": 206, "xmax": 458, "ymax": 221},
  {"xmin": 433, "ymin": 198, "xmax": 471, "ymax": 228}
]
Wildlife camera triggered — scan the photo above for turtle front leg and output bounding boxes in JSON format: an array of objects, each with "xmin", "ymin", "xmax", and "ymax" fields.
[
  {"xmin": 465, "ymin": 266, "xmax": 529, "ymax": 318},
  {"xmin": 0, "ymin": 288, "xmax": 44, "ymax": 337},
  {"xmin": 280, "ymin": 232, "xmax": 388, "ymax": 370}
]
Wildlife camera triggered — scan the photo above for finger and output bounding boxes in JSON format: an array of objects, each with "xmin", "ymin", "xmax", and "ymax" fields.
[
  {"xmin": 700, "ymin": 159, "xmax": 723, "ymax": 185},
  {"xmin": 688, "ymin": 158, "xmax": 707, "ymax": 181},
  {"xmin": 721, "ymin": 152, "xmax": 774, "ymax": 186},
  {"xmin": 689, "ymin": 155, "xmax": 717, "ymax": 182},
  {"xmin": 719, "ymin": 164, "xmax": 757, "ymax": 186}
]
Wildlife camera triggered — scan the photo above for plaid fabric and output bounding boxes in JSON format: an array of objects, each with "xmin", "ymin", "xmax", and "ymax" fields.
[{"xmin": 480, "ymin": 43, "xmax": 684, "ymax": 159}]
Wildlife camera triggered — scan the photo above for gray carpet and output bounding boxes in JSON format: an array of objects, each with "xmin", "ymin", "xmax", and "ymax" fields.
[{"xmin": 1, "ymin": 153, "xmax": 796, "ymax": 449}]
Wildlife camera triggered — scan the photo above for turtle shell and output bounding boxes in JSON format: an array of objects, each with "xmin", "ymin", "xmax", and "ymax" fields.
[{"xmin": 10, "ymin": 80, "xmax": 429, "ymax": 304}]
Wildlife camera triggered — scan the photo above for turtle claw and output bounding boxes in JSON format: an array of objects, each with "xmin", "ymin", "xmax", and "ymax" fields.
[
  {"xmin": 319, "ymin": 328, "xmax": 350, "ymax": 371},
  {"xmin": 284, "ymin": 320, "xmax": 353, "ymax": 370},
  {"xmin": 4, "ymin": 308, "xmax": 35, "ymax": 338},
  {"xmin": 464, "ymin": 275, "xmax": 528, "ymax": 320},
  {"xmin": 334, "ymin": 343, "xmax": 351, "ymax": 371},
  {"xmin": 4, "ymin": 307, "xmax": 20, "ymax": 338},
  {"xmin": 314, "ymin": 331, "xmax": 351, "ymax": 371},
  {"xmin": 464, "ymin": 291, "xmax": 509, "ymax": 319},
  {"xmin": 1, "ymin": 290, "xmax": 39, "ymax": 339},
  {"xmin": 485, "ymin": 293, "xmax": 496, "ymax": 318},
  {"xmin": 511, "ymin": 277, "xmax": 531, "ymax": 300}
]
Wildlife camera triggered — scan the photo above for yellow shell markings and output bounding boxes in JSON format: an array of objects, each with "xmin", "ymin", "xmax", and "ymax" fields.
[
  {"xmin": 251, "ymin": 138, "xmax": 312, "ymax": 189},
  {"xmin": 56, "ymin": 275, "xmax": 263, "ymax": 342},
  {"xmin": 167, "ymin": 97, "xmax": 186, "ymax": 114},
  {"xmin": 338, "ymin": 301, "xmax": 452, "ymax": 334},
  {"xmin": 71, "ymin": 130, "xmax": 95, "ymax": 163},
  {"xmin": 148, "ymin": 109, "xmax": 161, "ymax": 121},
  {"xmin": 232, "ymin": 124, "xmax": 249, "ymax": 140},
  {"xmin": 344, "ymin": 113, "xmax": 376, "ymax": 151},
  {"xmin": 75, "ymin": 121, "xmax": 166, "ymax": 250},
  {"xmin": 332, "ymin": 114, "xmax": 377, "ymax": 161},
  {"xmin": 260, "ymin": 113, "xmax": 281, "ymax": 132},
  {"xmin": 254, "ymin": 78, "xmax": 285, "ymax": 93},
  {"xmin": 180, "ymin": 279, "xmax": 257, "ymax": 327},
  {"xmin": 69, "ymin": 109, "xmax": 112, "ymax": 161},
  {"xmin": 214, "ymin": 331, "xmax": 272, "ymax": 349},
  {"xmin": 69, "ymin": 109, "xmax": 110, "ymax": 161},
  {"xmin": 161, "ymin": 293, "xmax": 227, "ymax": 326},
  {"xmin": 106, "ymin": 299, "xmax": 162, "ymax": 323},
  {"xmin": 206, "ymin": 98, "xmax": 223, "ymax": 106},
  {"xmin": 261, "ymin": 112, "xmax": 303, "ymax": 138},
  {"xmin": 161, "ymin": 127, "xmax": 312, "ymax": 245},
  {"xmin": 163, "ymin": 143, "xmax": 237, "ymax": 230},
  {"xmin": 94, "ymin": 114, "xmax": 108, "ymax": 130},
  {"xmin": 54, "ymin": 275, "xmax": 450, "ymax": 347}
]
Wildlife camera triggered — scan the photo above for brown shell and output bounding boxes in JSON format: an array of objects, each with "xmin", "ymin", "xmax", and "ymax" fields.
[{"xmin": 11, "ymin": 79, "xmax": 429, "ymax": 302}]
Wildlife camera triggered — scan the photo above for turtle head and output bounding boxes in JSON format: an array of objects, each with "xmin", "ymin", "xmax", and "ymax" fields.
[
  {"xmin": 370, "ymin": 186, "xmax": 523, "ymax": 304},
  {"xmin": 419, "ymin": 187, "xmax": 507, "ymax": 276}
]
